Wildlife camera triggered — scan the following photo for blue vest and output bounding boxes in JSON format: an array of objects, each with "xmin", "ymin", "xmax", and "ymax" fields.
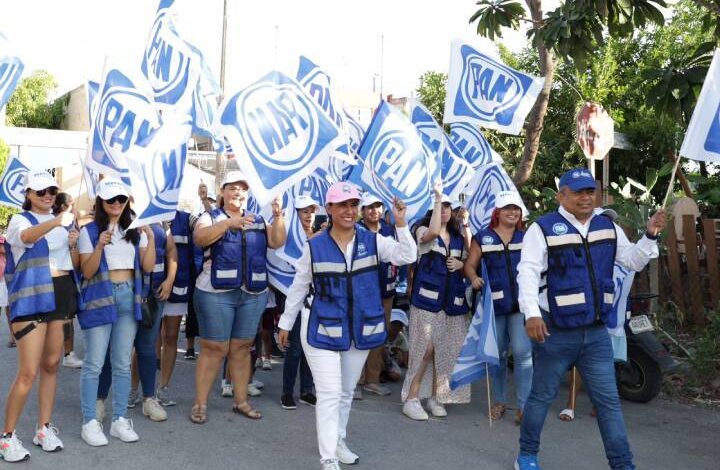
[
  {"xmin": 208, "ymin": 208, "xmax": 268, "ymax": 292},
  {"xmin": 475, "ymin": 228, "xmax": 524, "ymax": 316},
  {"xmin": 536, "ymin": 212, "xmax": 617, "ymax": 328},
  {"xmin": 410, "ymin": 231, "xmax": 468, "ymax": 315},
  {"xmin": 78, "ymin": 222, "xmax": 144, "ymax": 330},
  {"xmin": 5, "ymin": 212, "xmax": 56, "ymax": 319},
  {"xmin": 148, "ymin": 223, "xmax": 167, "ymax": 289},
  {"xmin": 168, "ymin": 211, "xmax": 192, "ymax": 303},
  {"xmin": 361, "ymin": 219, "xmax": 398, "ymax": 298},
  {"xmin": 307, "ymin": 225, "xmax": 387, "ymax": 351}
]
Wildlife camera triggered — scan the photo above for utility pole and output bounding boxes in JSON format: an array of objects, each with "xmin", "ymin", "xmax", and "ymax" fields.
[{"xmin": 215, "ymin": 0, "xmax": 228, "ymax": 190}]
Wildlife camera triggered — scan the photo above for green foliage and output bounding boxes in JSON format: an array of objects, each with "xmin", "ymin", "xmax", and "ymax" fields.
[
  {"xmin": 416, "ymin": 71, "xmax": 447, "ymax": 124},
  {"xmin": 0, "ymin": 140, "xmax": 19, "ymax": 230},
  {"xmin": 468, "ymin": 0, "xmax": 526, "ymax": 40},
  {"xmin": 688, "ymin": 309, "xmax": 720, "ymax": 380},
  {"xmin": 5, "ymin": 70, "xmax": 65, "ymax": 129}
]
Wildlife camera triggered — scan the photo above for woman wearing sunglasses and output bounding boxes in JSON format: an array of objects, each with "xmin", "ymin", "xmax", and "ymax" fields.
[
  {"xmin": 0, "ymin": 171, "xmax": 79, "ymax": 462},
  {"xmin": 76, "ymin": 179, "xmax": 156, "ymax": 446}
]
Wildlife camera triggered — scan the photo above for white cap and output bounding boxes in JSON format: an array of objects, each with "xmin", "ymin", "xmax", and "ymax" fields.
[
  {"xmin": 222, "ymin": 170, "xmax": 249, "ymax": 188},
  {"xmin": 390, "ymin": 309, "xmax": 408, "ymax": 326},
  {"xmin": 25, "ymin": 171, "xmax": 57, "ymax": 191},
  {"xmin": 97, "ymin": 178, "xmax": 129, "ymax": 200},
  {"xmin": 451, "ymin": 199, "xmax": 462, "ymax": 210},
  {"xmin": 206, "ymin": 191, "xmax": 217, "ymax": 202},
  {"xmin": 440, "ymin": 194, "xmax": 452, "ymax": 204},
  {"xmin": 360, "ymin": 193, "xmax": 383, "ymax": 208},
  {"xmin": 294, "ymin": 195, "xmax": 318, "ymax": 210},
  {"xmin": 494, "ymin": 190, "xmax": 523, "ymax": 210}
]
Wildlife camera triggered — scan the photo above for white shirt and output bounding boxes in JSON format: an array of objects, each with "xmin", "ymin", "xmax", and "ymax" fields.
[
  {"xmin": 78, "ymin": 224, "xmax": 148, "ymax": 270},
  {"xmin": 7, "ymin": 212, "xmax": 74, "ymax": 271},
  {"xmin": 278, "ymin": 226, "xmax": 417, "ymax": 332},
  {"xmin": 517, "ymin": 206, "xmax": 658, "ymax": 320}
]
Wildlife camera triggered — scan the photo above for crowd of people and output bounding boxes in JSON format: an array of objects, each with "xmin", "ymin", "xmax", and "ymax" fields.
[{"xmin": 0, "ymin": 166, "xmax": 666, "ymax": 470}]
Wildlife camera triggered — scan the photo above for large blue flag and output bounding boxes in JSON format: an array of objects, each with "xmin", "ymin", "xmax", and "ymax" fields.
[
  {"xmin": 449, "ymin": 122, "xmax": 502, "ymax": 169},
  {"xmin": 218, "ymin": 70, "xmax": 343, "ymax": 206},
  {"xmin": 680, "ymin": 49, "xmax": 720, "ymax": 163},
  {"xmin": 142, "ymin": 0, "xmax": 221, "ymax": 144},
  {"xmin": 348, "ymin": 100, "xmax": 439, "ymax": 222},
  {"xmin": 464, "ymin": 162, "xmax": 528, "ymax": 233},
  {"xmin": 86, "ymin": 80, "xmax": 100, "ymax": 125},
  {"xmin": 0, "ymin": 33, "xmax": 24, "ymax": 112},
  {"xmin": 0, "ymin": 154, "xmax": 29, "ymax": 209},
  {"xmin": 450, "ymin": 262, "xmax": 499, "ymax": 389},
  {"xmin": 267, "ymin": 249, "xmax": 296, "ymax": 295},
  {"xmin": 409, "ymin": 101, "xmax": 474, "ymax": 201},
  {"xmin": 444, "ymin": 39, "xmax": 544, "ymax": 135}
]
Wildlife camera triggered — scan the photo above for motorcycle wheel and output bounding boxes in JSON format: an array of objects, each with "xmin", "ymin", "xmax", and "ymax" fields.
[{"xmin": 615, "ymin": 348, "xmax": 663, "ymax": 403}]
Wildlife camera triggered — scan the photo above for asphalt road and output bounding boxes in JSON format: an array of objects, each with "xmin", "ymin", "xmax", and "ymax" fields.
[{"xmin": 0, "ymin": 319, "xmax": 718, "ymax": 470}]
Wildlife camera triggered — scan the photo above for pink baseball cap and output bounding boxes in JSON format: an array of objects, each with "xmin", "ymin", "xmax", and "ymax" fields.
[{"xmin": 325, "ymin": 182, "xmax": 362, "ymax": 204}]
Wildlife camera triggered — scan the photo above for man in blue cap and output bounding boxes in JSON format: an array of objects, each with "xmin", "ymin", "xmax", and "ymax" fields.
[{"xmin": 514, "ymin": 168, "xmax": 666, "ymax": 470}]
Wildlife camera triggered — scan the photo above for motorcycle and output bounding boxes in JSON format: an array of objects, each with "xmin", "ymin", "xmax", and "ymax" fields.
[{"xmin": 615, "ymin": 293, "xmax": 680, "ymax": 403}]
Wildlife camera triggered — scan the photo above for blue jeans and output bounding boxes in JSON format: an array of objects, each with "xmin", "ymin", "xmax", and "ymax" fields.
[
  {"xmin": 519, "ymin": 319, "xmax": 635, "ymax": 470},
  {"xmin": 282, "ymin": 318, "xmax": 314, "ymax": 396},
  {"xmin": 491, "ymin": 312, "xmax": 533, "ymax": 410},
  {"xmin": 194, "ymin": 288, "xmax": 268, "ymax": 341},
  {"xmin": 80, "ymin": 281, "xmax": 139, "ymax": 423}
]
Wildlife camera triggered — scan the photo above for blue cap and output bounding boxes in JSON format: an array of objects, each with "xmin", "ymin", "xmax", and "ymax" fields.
[{"xmin": 558, "ymin": 168, "xmax": 597, "ymax": 191}]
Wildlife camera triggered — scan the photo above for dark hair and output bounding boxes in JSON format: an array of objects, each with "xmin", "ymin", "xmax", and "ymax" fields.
[
  {"xmin": 21, "ymin": 191, "xmax": 32, "ymax": 211},
  {"xmin": 93, "ymin": 196, "xmax": 140, "ymax": 245},
  {"xmin": 52, "ymin": 192, "xmax": 72, "ymax": 215},
  {"xmin": 414, "ymin": 205, "xmax": 462, "ymax": 238}
]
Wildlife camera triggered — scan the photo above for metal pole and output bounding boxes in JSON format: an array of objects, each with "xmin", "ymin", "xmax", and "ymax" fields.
[
  {"xmin": 215, "ymin": 0, "xmax": 228, "ymax": 192},
  {"xmin": 379, "ymin": 34, "xmax": 384, "ymax": 100},
  {"xmin": 602, "ymin": 152, "xmax": 610, "ymax": 205}
]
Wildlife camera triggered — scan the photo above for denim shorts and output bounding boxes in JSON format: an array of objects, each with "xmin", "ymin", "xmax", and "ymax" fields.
[{"xmin": 194, "ymin": 288, "xmax": 268, "ymax": 341}]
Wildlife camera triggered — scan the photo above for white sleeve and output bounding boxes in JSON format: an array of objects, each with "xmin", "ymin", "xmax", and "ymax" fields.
[
  {"xmin": 196, "ymin": 212, "xmax": 212, "ymax": 229},
  {"xmin": 139, "ymin": 232, "xmax": 148, "ymax": 249},
  {"xmin": 614, "ymin": 223, "xmax": 658, "ymax": 272},
  {"xmin": 377, "ymin": 226, "xmax": 417, "ymax": 266},
  {"xmin": 6, "ymin": 215, "xmax": 33, "ymax": 249},
  {"xmin": 278, "ymin": 245, "xmax": 312, "ymax": 331},
  {"xmin": 517, "ymin": 223, "xmax": 547, "ymax": 320},
  {"xmin": 77, "ymin": 227, "xmax": 94, "ymax": 254}
]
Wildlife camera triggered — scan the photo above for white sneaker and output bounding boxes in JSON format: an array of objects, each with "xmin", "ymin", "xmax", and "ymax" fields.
[
  {"xmin": 81, "ymin": 420, "xmax": 108, "ymax": 447},
  {"xmin": 110, "ymin": 417, "xmax": 139, "ymax": 443},
  {"xmin": 127, "ymin": 388, "xmax": 141, "ymax": 408},
  {"xmin": 247, "ymin": 383, "xmax": 262, "ymax": 397},
  {"xmin": 320, "ymin": 458, "xmax": 342, "ymax": 470},
  {"xmin": 96, "ymin": 399, "xmax": 106, "ymax": 423},
  {"xmin": 337, "ymin": 437, "xmax": 359, "ymax": 465},
  {"xmin": 33, "ymin": 424, "xmax": 63, "ymax": 452},
  {"xmin": 255, "ymin": 357, "xmax": 263, "ymax": 368},
  {"xmin": 402, "ymin": 398, "xmax": 429, "ymax": 421},
  {"xmin": 427, "ymin": 397, "xmax": 448, "ymax": 417},
  {"xmin": 0, "ymin": 432, "xmax": 30, "ymax": 462},
  {"xmin": 62, "ymin": 352, "xmax": 83, "ymax": 369},
  {"xmin": 142, "ymin": 397, "xmax": 168, "ymax": 422},
  {"xmin": 221, "ymin": 380, "xmax": 234, "ymax": 397},
  {"xmin": 251, "ymin": 379, "xmax": 264, "ymax": 389},
  {"xmin": 262, "ymin": 358, "xmax": 272, "ymax": 370}
]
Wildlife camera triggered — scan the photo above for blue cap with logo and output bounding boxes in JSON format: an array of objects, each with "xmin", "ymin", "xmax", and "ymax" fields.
[{"xmin": 558, "ymin": 168, "xmax": 597, "ymax": 191}]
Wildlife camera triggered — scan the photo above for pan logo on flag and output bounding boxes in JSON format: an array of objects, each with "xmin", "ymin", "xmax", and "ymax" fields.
[
  {"xmin": 367, "ymin": 130, "xmax": 428, "ymax": 207},
  {"xmin": 459, "ymin": 45, "xmax": 529, "ymax": 126},
  {"xmin": 236, "ymin": 83, "xmax": 317, "ymax": 171},
  {"xmin": 2, "ymin": 162, "xmax": 27, "ymax": 206},
  {"xmin": 449, "ymin": 122, "xmax": 496, "ymax": 168},
  {"xmin": 703, "ymin": 103, "xmax": 720, "ymax": 154}
]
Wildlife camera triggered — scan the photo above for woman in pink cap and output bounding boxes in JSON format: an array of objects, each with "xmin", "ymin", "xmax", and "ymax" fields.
[{"xmin": 278, "ymin": 182, "xmax": 416, "ymax": 470}]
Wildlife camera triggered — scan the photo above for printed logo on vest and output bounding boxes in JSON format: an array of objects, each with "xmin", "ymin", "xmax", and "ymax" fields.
[
  {"xmin": 481, "ymin": 235, "xmax": 494, "ymax": 245},
  {"xmin": 357, "ymin": 242, "xmax": 367, "ymax": 256},
  {"xmin": 552, "ymin": 223, "xmax": 568, "ymax": 235}
]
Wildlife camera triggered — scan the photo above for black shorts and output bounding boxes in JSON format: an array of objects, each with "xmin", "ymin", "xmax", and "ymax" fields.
[{"xmin": 11, "ymin": 275, "xmax": 78, "ymax": 324}]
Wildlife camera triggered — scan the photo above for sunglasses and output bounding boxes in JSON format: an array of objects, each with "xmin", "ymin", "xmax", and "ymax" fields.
[
  {"xmin": 34, "ymin": 187, "xmax": 58, "ymax": 197},
  {"xmin": 103, "ymin": 195, "xmax": 128, "ymax": 205}
]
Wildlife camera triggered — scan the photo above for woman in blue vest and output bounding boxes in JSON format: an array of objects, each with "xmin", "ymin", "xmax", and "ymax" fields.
[
  {"xmin": 278, "ymin": 182, "xmax": 416, "ymax": 470},
  {"xmin": 401, "ymin": 184, "xmax": 471, "ymax": 421},
  {"xmin": 464, "ymin": 190, "xmax": 531, "ymax": 424},
  {"xmin": 77, "ymin": 178, "xmax": 156, "ymax": 447},
  {"xmin": 190, "ymin": 170, "xmax": 286, "ymax": 424},
  {"xmin": 0, "ymin": 171, "xmax": 79, "ymax": 462}
]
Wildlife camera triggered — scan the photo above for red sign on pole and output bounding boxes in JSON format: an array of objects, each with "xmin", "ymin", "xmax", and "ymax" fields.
[{"xmin": 577, "ymin": 102, "xmax": 615, "ymax": 161}]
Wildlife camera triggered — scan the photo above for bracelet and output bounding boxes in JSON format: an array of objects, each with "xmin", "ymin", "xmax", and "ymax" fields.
[{"xmin": 645, "ymin": 231, "xmax": 658, "ymax": 240}]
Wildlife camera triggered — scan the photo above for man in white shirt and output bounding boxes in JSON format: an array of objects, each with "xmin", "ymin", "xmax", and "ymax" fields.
[{"xmin": 514, "ymin": 168, "xmax": 666, "ymax": 470}]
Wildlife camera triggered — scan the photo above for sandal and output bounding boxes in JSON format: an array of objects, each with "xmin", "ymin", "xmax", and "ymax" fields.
[
  {"xmin": 190, "ymin": 404, "xmax": 207, "ymax": 424},
  {"xmin": 558, "ymin": 408, "xmax": 575, "ymax": 422},
  {"xmin": 490, "ymin": 403, "xmax": 506, "ymax": 421},
  {"xmin": 233, "ymin": 401, "xmax": 262, "ymax": 420}
]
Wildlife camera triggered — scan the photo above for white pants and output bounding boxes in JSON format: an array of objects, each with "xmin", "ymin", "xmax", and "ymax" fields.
[{"xmin": 300, "ymin": 310, "xmax": 369, "ymax": 461}]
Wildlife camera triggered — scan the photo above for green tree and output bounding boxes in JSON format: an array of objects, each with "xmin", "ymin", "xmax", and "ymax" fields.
[
  {"xmin": 5, "ymin": 70, "xmax": 65, "ymax": 129},
  {"xmin": 0, "ymin": 140, "xmax": 19, "ymax": 229},
  {"xmin": 416, "ymin": 71, "xmax": 447, "ymax": 124}
]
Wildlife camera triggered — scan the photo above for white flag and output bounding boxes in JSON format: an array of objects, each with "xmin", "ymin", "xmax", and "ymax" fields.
[{"xmin": 680, "ymin": 49, "xmax": 720, "ymax": 163}]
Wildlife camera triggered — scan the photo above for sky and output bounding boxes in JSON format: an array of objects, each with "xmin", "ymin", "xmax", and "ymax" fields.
[{"xmin": 0, "ymin": 0, "xmax": 537, "ymax": 103}]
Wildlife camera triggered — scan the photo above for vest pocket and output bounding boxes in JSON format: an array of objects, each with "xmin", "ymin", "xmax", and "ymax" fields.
[
  {"xmin": 308, "ymin": 310, "xmax": 347, "ymax": 351},
  {"xmin": 551, "ymin": 286, "xmax": 588, "ymax": 326}
]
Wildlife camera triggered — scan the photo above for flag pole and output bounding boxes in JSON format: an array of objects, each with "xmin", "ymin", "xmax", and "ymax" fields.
[
  {"xmin": 662, "ymin": 153, "xmax": 682, "ymax": 209},
  {"xmin": 486, "ymin": 363, "xmax": 492, "ymax": 428}
]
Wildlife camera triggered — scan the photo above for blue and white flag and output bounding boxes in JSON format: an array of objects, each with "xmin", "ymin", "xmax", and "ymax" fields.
[
  {"xmin": 218, "ymin": 70, "xmax": 343, "ymax": 206},
  {"xmin": 608, "ymin": 264, "xmax": 636, "ymax": 335},
  {"xmin": 450, "ymin": 262, "xmax": 499, "ymax": 389},
  {"xmin": 348, "ymin": 100, "xmax": 439, "ymax": 222},
  {"xmin": 680, "ymin": 49, "xmax": 720, "ymax": 163},
  {"xmin": 0, "ymin": 154, "xmax": 29, "ymax": 209},
  {"xmin": 82, "ymin": 161, "xmax": 100, "ymax": 200},
  {"xmin": 0, "ymin": 33, "xmax": 24, "ymax": 112},
  {"xmin": 344, "ymin": 110, "xmax": 365, "ymax": 155},
  {"xmin": 86, "ymin": 80, "xmax": 100, "ymax": 125},
  {"xmin": 444, "ymin": 39, "xmax": 544, "ymax": 135},
  {"xmin": 409, "ymin": 101, "xmax": 474, "ymax": 201},
  {"xmin": 142, "ymin": 0, "xmax": 221, "ymax": 144},
  {"xmin": 449, "ymin": 122, "xmax": 502, "ymax": 169},
  {"xmin": 464, "ymin": 162, "xmax": 527, "ymax": 233},
  {"xmin": 267, "ymin": 249, "xmax": 296, "ymax": 295}
]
